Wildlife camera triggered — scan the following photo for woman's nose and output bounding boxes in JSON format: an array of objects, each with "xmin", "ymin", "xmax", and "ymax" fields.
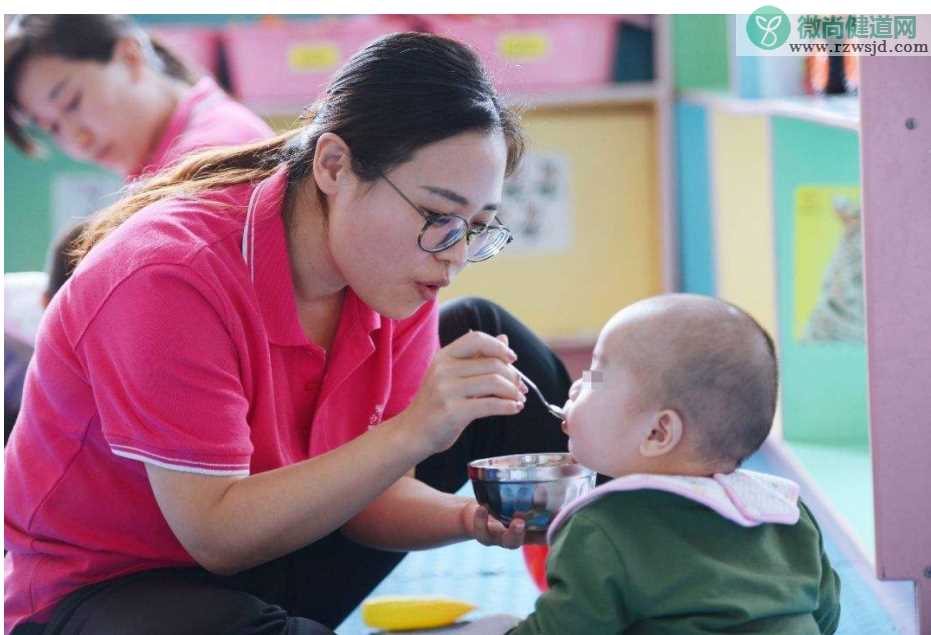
[{"xmin": 435, "ymin": 236, "xmax": 469, "ymax": 268}]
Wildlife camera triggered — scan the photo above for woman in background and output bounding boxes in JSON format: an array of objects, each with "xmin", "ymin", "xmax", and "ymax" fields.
[
  {"xmin": 3, "ymin": 14, "xmax": 274, "ymax": 442},
  {"xmin": 5, "ymin": 14, "xmax": 272, "ymax": 180}
]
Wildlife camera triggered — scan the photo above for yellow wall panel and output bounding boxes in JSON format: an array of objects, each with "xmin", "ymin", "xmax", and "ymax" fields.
[
  {"xmin": 441, "ymin": 105, "xmax": 662, "ymax": 339},
  {"xmin": 709, "ymin": 111, "xmax": 777, "ymax": 339}
]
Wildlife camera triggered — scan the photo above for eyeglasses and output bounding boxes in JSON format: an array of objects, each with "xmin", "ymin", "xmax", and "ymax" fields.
[{"xmin": 381, "ymin": 174, "xmax": 513, "ymax": 263}]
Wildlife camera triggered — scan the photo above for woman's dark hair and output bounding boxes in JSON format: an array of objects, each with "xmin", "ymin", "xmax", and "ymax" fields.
[
  {"xmin": 74, "ymin": 31, "xmax": 525, "ymax": 261},
  {"xmin": 285, "ymin": 31, "xmax": 524, "ymax": 182},
  {"xmin": 45, "ymin": 220, "xmax": 87, "ymax": 303},
  {"xmin": 5, "ymin": 14, "xmax": 196, "ymax": 155}
]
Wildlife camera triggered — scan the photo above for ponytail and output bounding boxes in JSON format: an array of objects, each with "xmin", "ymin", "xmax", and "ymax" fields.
[{"xmin": 73, "ymin": 130, "xmax": 300, "ymax": 262}]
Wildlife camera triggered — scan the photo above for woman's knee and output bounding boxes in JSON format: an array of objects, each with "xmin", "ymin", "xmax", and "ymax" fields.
[
  {"xmin": 45, "ymin": 569, "xmax": 335, "ymax": 635},
  {"xmin": 440, "ymin": 296, "xmax": 506, "ymax": 323}
]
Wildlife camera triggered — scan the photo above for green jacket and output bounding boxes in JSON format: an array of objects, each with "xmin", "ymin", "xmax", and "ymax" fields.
[{"xmin": 510, "ymin": 489, "xmax": 841, "ymax": 634}]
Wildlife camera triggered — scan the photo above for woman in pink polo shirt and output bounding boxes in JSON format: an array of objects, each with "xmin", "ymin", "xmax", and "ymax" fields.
[
  {"xmin": 5, "ymin": 32, "xmax": 571, "ymax": 635},
  {"xmin": 5, "ymin": 14, "xmax": 273, "ymax": 180}
]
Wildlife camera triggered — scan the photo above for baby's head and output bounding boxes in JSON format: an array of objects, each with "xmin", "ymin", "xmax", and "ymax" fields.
[{"xmin": 563, "ymin": 294, "xmax": 778, "ymax": 478}]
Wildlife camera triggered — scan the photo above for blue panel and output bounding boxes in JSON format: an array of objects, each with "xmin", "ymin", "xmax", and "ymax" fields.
[
  {"xmin": 737, "ymin": 56, "xmax": 763, "ymax": 98},
  {"xmin": 771, "ymin": 117, "xmax": 867, "ymax": 445},
  {"xmin": 674, "ymin": 103, "xmax": 716, "ymax": 295}
]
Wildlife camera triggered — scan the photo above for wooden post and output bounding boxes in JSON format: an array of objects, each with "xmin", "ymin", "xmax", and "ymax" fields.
[{"xmin": 860, "ymin": 54, "xmax": 931, "ymax": 634}]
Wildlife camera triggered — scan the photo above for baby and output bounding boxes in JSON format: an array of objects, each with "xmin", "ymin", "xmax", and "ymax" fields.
[{"xmin": 503, "ymin": 293, "xmax": 841, "ymax": 634}]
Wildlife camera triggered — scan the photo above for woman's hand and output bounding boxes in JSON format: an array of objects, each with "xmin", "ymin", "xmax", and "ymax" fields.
[
  {"xmin": 460, "ymin": 500, "xmax": 546, "ymax": 548},
  {"xmin": 399, "ymin": 331, "xmax": 527, "ymax": 457}
]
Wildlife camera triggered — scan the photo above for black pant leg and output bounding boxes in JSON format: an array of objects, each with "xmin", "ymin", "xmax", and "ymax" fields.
[
  {"xmin": 418, "ymin": 297, "xmax": 572, "ymax": 494},
  {"xmin": 34, "ymin": 568, "xmax": 334, "ymax": 635},
  {"xmin": 223, "ymin": 531, "xmax": 405, "ymax": 630}
]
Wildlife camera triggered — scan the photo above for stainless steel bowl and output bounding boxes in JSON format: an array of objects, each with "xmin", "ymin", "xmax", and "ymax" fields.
[{"xmin": 468, "ymin": 453, "xmax": 596, "ymax": 532}]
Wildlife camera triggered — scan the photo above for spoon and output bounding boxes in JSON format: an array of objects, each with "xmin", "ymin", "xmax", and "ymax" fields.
[{"xmin": 512, "ymin": 366, "xmax": 566, "ymax": 421}]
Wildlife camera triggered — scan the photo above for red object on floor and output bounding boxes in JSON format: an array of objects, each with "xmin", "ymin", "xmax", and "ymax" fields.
[{"xmin": 522, "ymin": 543, "xmax": 550, "ymax": 591}]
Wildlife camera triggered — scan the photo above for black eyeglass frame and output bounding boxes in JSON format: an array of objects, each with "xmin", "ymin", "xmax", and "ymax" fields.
[{"xmin": 380, "ymin": 174, "xmax": 513, "ymax": 263}]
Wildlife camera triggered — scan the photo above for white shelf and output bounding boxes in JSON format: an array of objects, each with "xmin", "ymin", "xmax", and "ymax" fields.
[
  {"xmin": 251, "ymin": 82, "xmax": 662, "ymax": 119},
  {"xmin": 504, "ymin": 82, "xmax": 660, "ymax": 110},
  {"xmin": 681, "ymin": 90, "xmax": 860, "ymax": 131}
]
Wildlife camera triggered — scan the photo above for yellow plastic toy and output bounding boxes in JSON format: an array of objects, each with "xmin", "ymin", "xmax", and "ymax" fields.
[{"xmin": 361, "ymin": 595, "xmax": 476, "ymax": 631}]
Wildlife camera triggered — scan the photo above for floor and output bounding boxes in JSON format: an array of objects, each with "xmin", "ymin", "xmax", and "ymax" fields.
[
  {"xmin": 787, "ymin": 441, "xmax": 874, "ymax": 557},
  {"xmin": 336, "ymin": 440, "xmax": 917, "ymax": 634}
]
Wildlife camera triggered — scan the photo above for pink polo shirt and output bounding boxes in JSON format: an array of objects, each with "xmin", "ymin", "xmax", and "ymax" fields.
[
  {"xmin": 3, "ymin": 169, "xmax": 439, "ymax": 633},
  {"xmin": 129, "ymin": 76, "xmax": 273, "ymax": 180}
]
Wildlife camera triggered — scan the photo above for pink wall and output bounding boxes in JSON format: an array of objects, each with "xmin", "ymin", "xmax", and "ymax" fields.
[{"xmin": 860, "ymin": 54, "xmax": 931, "ymax": 634}]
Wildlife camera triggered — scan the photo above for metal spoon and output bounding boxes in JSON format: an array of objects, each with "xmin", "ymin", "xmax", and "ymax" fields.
[{"xmin": 512, "ymin": 366, "xmax": 566, "ymax": 421}]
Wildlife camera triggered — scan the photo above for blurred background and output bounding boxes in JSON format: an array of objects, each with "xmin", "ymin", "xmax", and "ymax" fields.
[{"xmin": 6, "ymin": 13, "xmax": 921, "ymax": 634}]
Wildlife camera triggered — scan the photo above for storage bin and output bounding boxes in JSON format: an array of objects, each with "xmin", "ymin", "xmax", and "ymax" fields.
[
  {"xmin": 223, "ymin": 16, "xmax": 413, "ymax": 107},
  {"xmin": 420, "ymin": 15, "xmax": 621, "ymax": 92}
]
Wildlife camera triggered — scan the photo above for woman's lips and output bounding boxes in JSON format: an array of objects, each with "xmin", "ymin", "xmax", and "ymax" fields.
[
  {"xmin": 416, "ymin": 283, "xmax": 439, "ymax": 302},
  {"xmin": 415, "ymin": 279, "xmax": 449, "ymax": 302}
]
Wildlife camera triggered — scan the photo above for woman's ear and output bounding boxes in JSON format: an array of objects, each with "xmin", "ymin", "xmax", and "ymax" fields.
[
  {"xmin": 312, "ymin": 132, "xmax": 353, "ymax": 196},
  {"xmin": 111, "ymin": 37, "xmax": 146, "ymax": 81},
  {"xmin": 640, "ymin": 409, "xmax": 684, "ymax": 457}
]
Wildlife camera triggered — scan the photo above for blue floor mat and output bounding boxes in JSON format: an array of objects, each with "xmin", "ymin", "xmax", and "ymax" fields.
[
  {"xmin": 337, "ymin": 528, "xmax": 540, "ymax": 634},
  {"xmin": 337, "ymin": 448, "xmax": 916, "ymax": 634}
]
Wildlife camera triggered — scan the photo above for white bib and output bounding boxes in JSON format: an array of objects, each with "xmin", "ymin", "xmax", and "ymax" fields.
[{"xmin": 547, "ymin": 469, "xmax": 801, "ymax": 544}]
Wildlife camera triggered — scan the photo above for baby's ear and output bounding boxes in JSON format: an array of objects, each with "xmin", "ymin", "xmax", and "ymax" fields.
[{"xmin": 639, "ymin": 410, "xmax": 684, "ymax": 457}]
